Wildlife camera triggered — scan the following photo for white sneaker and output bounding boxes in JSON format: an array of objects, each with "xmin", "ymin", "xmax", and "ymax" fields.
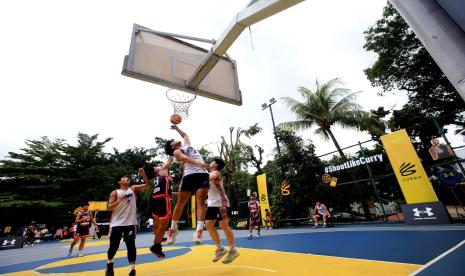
[
  {"xmin": 192, "ymin": 230, "xmax": 203, "ymax": 244},
  {"xmin": 212, "ymin": 247, "xmax": 228, "ymax": 262},
  {"xmin": 77, "ymin": 252, "xmax": 83, "ymax": 257},
  {"xmin": 167, "ymin": 228, "xmax": 179, "ymax": 245},
  {"xmin": 222, "ymin": 248, "xmax": 240, "ymax": 264}
]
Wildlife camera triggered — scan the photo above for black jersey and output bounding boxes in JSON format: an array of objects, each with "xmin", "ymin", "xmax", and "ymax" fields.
[
  {"xmin": 152, "ymin": 176, "xmax": 173, "ymax": 197},
  {"xmin": 79, "ymin": 211, "xmax": 91, "ymax": 227}
]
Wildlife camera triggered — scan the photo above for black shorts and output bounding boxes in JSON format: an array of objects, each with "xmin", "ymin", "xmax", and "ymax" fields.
[
  {"xmin": 205, "ymin": 207, "xmax": 230, "ymax": 221},
  {"xmin": 75, "ymin": 225, "xmax": 90, "ymax": 237},
  {"xmin": 250, "ymin": 213, "xmax": 262, "ymax": 225},
  {"xmin": 180, "ymin": 173, "xmax": 209, "ymax": 193},
  {"xmin": 151, "ymin": 197, "xmax": 171, "ymax": 218},
  {"xmin": 110, "ymin": 225, "xmax": 136, "ymax": 242}
]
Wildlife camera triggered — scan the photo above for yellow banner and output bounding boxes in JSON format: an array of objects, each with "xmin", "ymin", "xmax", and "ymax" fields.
[
  {"xmin": 89, "ymin": 201, "xmax": 108, "ymax": 211},
  {"xmin": 380, "ymin": 129, "xmax": 438, "ymax": 203},
  {"xmin": 257, "ymin": 173, "xmax": 271, "ymax": 225},
  {"xmin": 191, "ymin": 195, "xmax": 196, "ymax": 229}
]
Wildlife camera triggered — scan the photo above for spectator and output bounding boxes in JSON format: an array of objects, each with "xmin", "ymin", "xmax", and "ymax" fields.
[
  {"xmin": 312, "ymin": 201, "xmax": 331, "ymax": 228},
  {"xmin": 264, "ymin": 209, "xmax": 274, "ymax": 230},
  {"xmin": 24, "ymin": 226, "xmax": 35, "ymax": 246},
  {"xmin": 54, "ymin": 228, "xmax": 64, "ymax": 240}
]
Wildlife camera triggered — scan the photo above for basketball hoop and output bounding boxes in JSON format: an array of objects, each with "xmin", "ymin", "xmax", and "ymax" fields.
[{"xmin": 166, "ymin": 89, "xmax": 196, "ymax": 119}]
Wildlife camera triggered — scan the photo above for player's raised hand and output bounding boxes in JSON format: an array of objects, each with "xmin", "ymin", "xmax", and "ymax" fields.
[{"xmin": 138, "ymin": 168, "xmax": 146, "ymax": 177}]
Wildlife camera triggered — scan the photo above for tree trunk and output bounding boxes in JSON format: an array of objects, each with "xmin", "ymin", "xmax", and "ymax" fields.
[{"xmin": 326, "ymin": 128, "xmax": 346, "ymax": 158}]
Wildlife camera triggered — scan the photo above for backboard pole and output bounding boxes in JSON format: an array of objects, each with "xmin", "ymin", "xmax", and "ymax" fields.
[
  {"xmin": 389, "ymin": 0, "xmax": 465, "ymax": 102},
  {"xmin": 187, "ymin": 0, "xmax": 305, "ymax": 89}
]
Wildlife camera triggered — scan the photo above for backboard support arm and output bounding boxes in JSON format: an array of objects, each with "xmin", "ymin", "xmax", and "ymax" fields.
[{"xmin": 187, "ymin": 0, "xmax": 305, "ymax": 89}]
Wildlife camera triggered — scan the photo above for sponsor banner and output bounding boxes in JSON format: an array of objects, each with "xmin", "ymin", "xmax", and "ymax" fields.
[
  {"xmin": 401, "ymin": 201, "xmax": 450, "ymax": 224},
  {"xmin": 0, "ymin": 236, "xmax": 24, "ymax": 250},
  {"xmin": 380, "ymin": 129, "xmax": 439, "ymax": 204},
  {"xmin": 257, "ymin": 173, "xmax": 271, "ymax": 225},
  {"xmin": 88, "ymin": 201, "xmax": 108, "ymax": 211},
  {"xmin": 191, "ymin": 195, "xmax": 196, "ymax": 229},
  {"xmin": 324, "ymin": 154, "xmax": 383, "ymax": 173}
]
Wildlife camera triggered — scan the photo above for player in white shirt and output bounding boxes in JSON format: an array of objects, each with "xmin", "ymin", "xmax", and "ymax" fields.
[
  {"xmin": 105, "ymin": 168, "xmax": 151, "ymax": 276},
  {"xmin": 205, "ymin": 158, "xmax": 239, "ymax": 264},
  {"xmin": 164, "ymin": 125, "xmax": 210, "ymax": 244}
]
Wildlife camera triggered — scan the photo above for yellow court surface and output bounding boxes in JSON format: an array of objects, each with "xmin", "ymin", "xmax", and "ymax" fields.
[{"xmin": 5, "ymin": 245, "xmax": 419, "ymax": 276}]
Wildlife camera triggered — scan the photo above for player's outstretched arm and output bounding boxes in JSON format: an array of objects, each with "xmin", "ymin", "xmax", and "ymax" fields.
[
  {"xmin": 171, "ymin": 125, "xmax": 191, "ymax": 145},
  {"xmin": 159, "ymin": 156, "xmax": 174, "ymax": 177},
  {"xmin": 173, "ymin": 149, "xmax": 209, "ymax": 170},
  {"xmin": 132, "ymin": 168, "xmax": 152, "ymax": 193}
]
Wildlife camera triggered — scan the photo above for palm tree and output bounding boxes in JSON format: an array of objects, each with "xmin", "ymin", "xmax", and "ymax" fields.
[{"xmin": 280, "ymin": 78, "xmax": 383, "ymax": 158}]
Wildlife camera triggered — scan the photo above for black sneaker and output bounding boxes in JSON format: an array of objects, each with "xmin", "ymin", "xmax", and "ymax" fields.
[
  {"xmin": 105, "ymin": 262, "xmax": 114, "ymax": 276},
  {"xmin": 150, "ymin": 243, "xmax": 165, "ymax": 258},
  {"xmin": 129, "ymin": 269, "xmax": 136, "ymax": 276}
]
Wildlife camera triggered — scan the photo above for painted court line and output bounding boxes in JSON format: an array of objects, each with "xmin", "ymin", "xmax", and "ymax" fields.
[
  {"xmin": 147, "ymin": 266, "xmax": 276, "ymax": 275},
  {"xmin": 409, "ymin": 239, "xmax": 465, "ymax": 276}
]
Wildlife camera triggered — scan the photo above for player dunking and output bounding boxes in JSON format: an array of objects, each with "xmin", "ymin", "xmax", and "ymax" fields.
[
  {"xmin": 68, "ymin": 202, "xmax": 97, "ymax": 257},
  {"xmin": 149, "ymin": 156, "xmax": 174, "ymax": 258},
  {"xmin": 205, "ymin": 158, "xmax": 240, "ymax": 263},
  {"xmin": 164, "ymin": 125, "xmax": 210, "ymax": 244},
  {"xmin": 105, "ymin": 168, "xmax": 151, "ymax": 276},
  {"xmin": 248, "ymin": 193, "xmax": 261, "ymax": 239}
]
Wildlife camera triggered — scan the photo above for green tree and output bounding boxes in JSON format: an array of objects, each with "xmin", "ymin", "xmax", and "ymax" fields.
[
  {"xmin": 280, "ymin": 78, "xmax": 384, "ymax": 158},
  {"xmin": 363, "ymin": 3, "xmax": 465, "ymax": 124},
  {"xmin": 269, "ymin": 129, "xmax": 323, "ymax": 219}
]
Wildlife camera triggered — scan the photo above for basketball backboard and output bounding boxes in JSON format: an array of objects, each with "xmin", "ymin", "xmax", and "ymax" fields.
[{"xmin": 122, "ymin": 24, "xmax": 242, "ymax": 105}]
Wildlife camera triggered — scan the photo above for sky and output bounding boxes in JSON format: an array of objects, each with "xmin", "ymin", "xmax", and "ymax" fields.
[{"xmin": 1, "ymin": 0, "xmax": 463, "ymax": 164}]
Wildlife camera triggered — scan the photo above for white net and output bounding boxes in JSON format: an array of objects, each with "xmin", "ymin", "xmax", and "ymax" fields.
[{"xmin": 165, "ymin": 89, "xmax": 196, "ymax": 119}]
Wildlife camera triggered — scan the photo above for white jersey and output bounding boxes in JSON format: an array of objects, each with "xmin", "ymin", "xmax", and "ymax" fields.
[
  {"xmin": 110, "ymin": 188, "xmax": 138, "ymax": 227},
  {"xmin": 207, "ymin": 178, "xmax": 229, "ymax": 207},
  {"xmin": 316, "ymin": 205, "xmax": 326, "ymax": 215},
  {"xmin": 181, "ymin": 144, "xmax": 208, "ymax": 176}
]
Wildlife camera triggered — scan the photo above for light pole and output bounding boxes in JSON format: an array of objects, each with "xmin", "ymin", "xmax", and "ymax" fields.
[
  {"xmin": 262, "ymin": 98, "xmax": 281, "ymax": 156},
  {"xmin": 262, "ymin": 98, "xmax": 292, "ymax": 218}
]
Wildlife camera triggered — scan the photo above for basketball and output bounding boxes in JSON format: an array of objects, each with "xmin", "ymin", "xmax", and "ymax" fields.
[{"xmin": 170, "ymin": 114, "xmax": 182, "ymax": 125}]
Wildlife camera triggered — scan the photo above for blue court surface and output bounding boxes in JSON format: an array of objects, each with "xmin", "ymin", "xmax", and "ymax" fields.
[{"xmin": 0, "ymin": 223, "xmax": 464, "ymax": 275}]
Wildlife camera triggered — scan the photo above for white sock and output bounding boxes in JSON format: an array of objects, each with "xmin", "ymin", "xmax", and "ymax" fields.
[
  {"xmin": 315, "ymin": 223, "xmax": 318, "ymax": 226},
  {"xmin": 171, "ymin": 221, "xmax": 179, "ymax": 230},
  {"xmin": 129, "ymin": 264, "xmax": 135, "ymax": 271},
  {"xmin": 107, "ymin": 259, "xmax": 113, "ymax": 264},
  {"xmin": 216, "ymin": 243, "xmax": 223, "ymax": 250},
  {"xmin": 196, "ymin": 221, "xmax": 204, "ymax": 231}
]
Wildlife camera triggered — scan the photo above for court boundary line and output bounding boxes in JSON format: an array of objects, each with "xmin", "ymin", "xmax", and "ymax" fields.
[{"xmin": 408, "ymin": 239, "xmax": 465, "ymax": 275}]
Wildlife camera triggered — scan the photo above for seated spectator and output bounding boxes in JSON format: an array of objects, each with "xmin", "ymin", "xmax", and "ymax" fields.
[
  {"xmin": 312, "ymin": 201, "xmax": 331, "ymax": 228},
  {"xmin": 25, "ymin": 226, "xmax": 36, "ymax": 245},
  {"xmin": 54, "ymin": 228, "xmax": 64, "ymax": 240},
  {"xmin": 264, "ymin": 209, "xmax": 274, "ymax": 229}
]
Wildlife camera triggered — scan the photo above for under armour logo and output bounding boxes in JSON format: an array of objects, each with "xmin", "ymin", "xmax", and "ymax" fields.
[
  {"xmin": 2, "ymin": 239, "xmax": 15, "ymax": 246},
  {"xmin": 413, "ymin": 207, "xmax": 434, "ymax": 217}
]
